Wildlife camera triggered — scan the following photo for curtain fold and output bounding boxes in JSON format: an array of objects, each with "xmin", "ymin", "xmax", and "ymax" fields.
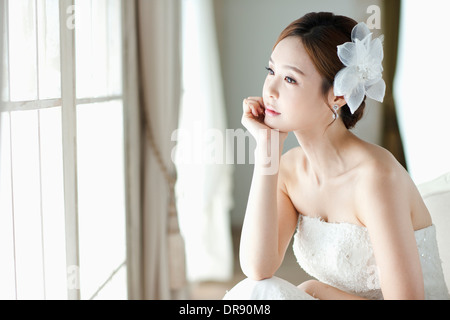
[
  {"xmin": 381, "ymin": 0, "xmax": 407, "ymax": 169},
  {"xmin": 175, "ymin": 0, "xmax": 234, "ymax": 283},
  {"xmin": 134, "ymin": 0, "xmax": 186, "ymax": 300}
]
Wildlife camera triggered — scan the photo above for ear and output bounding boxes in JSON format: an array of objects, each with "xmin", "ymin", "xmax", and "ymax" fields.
[
  {"xmin": 327, "ymin": 89, "xmax": 346, "ymax": 110},
  {"xmin": 333, "ymin": 96, "xmax": 347, "ymax": 110}
]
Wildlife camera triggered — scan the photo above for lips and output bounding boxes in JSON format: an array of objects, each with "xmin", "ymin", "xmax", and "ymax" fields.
[{"xmin": 265, "ymin": 105, "xmax": 281, "ymax": 116}]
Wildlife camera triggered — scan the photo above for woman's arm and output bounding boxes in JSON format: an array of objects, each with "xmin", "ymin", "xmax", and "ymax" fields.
[
  {"xmin": 239, "ymin": 97, "xmax": 296, "ymax": 280},
  {"xmin": 356, "ymin": 162, "xmax": 425, "ymax": 300},
  {"xmin": 239, "ymin": 149, "xmax": 299, "ymax": 280}
]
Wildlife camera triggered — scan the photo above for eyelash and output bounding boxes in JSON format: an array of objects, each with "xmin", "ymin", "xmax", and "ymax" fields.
[{"xmin": 265, "ymin": 67, "xmax": 297, "ymax": 84}]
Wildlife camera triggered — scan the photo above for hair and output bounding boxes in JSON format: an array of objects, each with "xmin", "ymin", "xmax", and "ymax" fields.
[{"xmin": 274, "ymin": 12, "xmax": 365, "ymax": 129}]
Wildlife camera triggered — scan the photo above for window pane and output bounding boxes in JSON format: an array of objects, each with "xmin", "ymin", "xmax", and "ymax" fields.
[
  {"xmin": 38, "ymin": 107, "xmax": 67, "ymax": 299},
  {"xmin": 91, "ymin": 264, "xmax": 127, "ymax": 300},
  {"xmin": 0, "ymin": 112, "xmax": 16, "ymax": 299},
  {"xmin": 76, "ymin": 100, "xmax": 127, "ymax": 299},
  {"xmin": 8, "ymin": 0, "xmax": 37, "ymax": 101},
  {"xmin": 37, "ymin": 0, "xmax": 61, "ymax": 100},
  {"xmin": 1, "ymin": 108, "xmax": 67, "ymax": 300},
  {"xmin": 1, "ymin": 7, "xmax": 9, "ymax": 102},
  {"xmin": 10, "ymin": 109, "xmax": 44, "ymax": 299},
  {"xmin": 106, "ymin": 0, "xmax": 122, "ymax": 97},
  {"xmin": 75, "ymin": 0, "xmax": 122, "ymax": 99}
]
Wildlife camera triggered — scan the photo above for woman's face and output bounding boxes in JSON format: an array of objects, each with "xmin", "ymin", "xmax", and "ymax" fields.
[{"xmin": 263, "ymin": 36, "xmax": 332, "ymax": 133}]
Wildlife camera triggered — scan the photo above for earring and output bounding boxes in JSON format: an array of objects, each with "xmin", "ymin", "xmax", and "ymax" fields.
[{"xmin": 332, "ymin": 105, "xmax": 339, "ymax": 120}]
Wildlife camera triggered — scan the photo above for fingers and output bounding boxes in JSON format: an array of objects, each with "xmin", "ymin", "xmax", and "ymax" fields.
[
  {"xmin": 243, "ymin": 97, "xmax": 265, "ymax": 118},
  {"xmin": 247, "ymin": 96, "xmax": 264, "ymax": 104}
]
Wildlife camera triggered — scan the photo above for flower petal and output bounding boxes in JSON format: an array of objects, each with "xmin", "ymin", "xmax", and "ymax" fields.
[
  {"xmin": 366, "ymin": 79, "xmax": 386, "ymax": 102},
  {"xmin": 364, "ymin": 75, "xmax": 382, "ymax": 88},
  {"xmin": 351, "ymin": 22, "xmax": 371, "ymax": 42},
  {"xmin": 346, "ymin": 83, "xmax": 366, "ymax": 114},
  {"xmin": 354, "ymin": 39, "xmax": 369, "ymax": 65},
  {"xmin": 337, "ymin": 42, "xmax": 356, "ymax": 66},
  {"xmin": 369, "ymin": 38, "xmax": 384, "ymax": 63},
  {"xmin": 334, "ymin": 66, "xmax": 360, "ymax": 97}
]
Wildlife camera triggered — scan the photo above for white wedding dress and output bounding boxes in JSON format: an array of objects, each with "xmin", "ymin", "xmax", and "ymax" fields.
[{"xmin": 223, "ymin": 215, "xmax": 450, "ymax": 300}]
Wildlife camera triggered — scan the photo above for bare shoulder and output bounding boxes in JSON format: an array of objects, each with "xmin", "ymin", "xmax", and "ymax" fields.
[
  {"xmin": 353, "ymin": 142, "xmax": 409, "ymax": 202},
  {"xmin": 356, "ymin": 142, "xmax": 409, "ymax": 185},
  {"xmin": 353, "ymin": 141, "xmax": 430, "ymax": 229}
]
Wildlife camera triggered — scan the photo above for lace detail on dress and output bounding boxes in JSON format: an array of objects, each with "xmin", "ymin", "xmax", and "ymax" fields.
[
  {"xmin": 223, "ymin": 215, "xmax": 449, "ymax": 300},
  {"xmin": 293, "ymin": 215, "xmax": 450, "ymax": 300}
]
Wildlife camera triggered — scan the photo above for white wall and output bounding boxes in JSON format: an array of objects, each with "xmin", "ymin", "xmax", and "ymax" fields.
[
  {"xmin": 395, "ymin": 0, "xmax": 450, "ymax": 185},
  {"xmin": 214, "ymin": 0, "xmax": 383, "ymax": 227}
]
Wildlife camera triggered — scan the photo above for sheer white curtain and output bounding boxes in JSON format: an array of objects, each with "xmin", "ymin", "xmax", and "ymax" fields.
[
  {"xmin": 133, "ymin": 0, "xmax": 186, "ymax": 299},
  {"xmin": 175, "ymin": 0, "xmax": 234, "ymax": 282},
  {"xmin": 395, "ymin": 0, "xmax": 450, "ymax": 184}
]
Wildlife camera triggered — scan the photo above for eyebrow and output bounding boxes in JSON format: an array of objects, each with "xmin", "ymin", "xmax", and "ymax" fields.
[{"xmin": 269, "ymin": 57, "xmax": 306, "ymax": 76}]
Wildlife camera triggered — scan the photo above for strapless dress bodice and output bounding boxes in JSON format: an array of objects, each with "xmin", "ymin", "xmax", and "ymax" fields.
[{"xmin": 293, "ymin": 215, "xmax": 449, "ymax": 300}]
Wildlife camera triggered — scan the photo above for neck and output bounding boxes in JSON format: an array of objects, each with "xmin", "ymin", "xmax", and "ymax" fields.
[{"xmin": 293, "ymin": 122, "xmax": 354, "ymax": 184}]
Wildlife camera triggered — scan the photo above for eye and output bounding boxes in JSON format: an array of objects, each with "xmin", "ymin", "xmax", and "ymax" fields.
[
  {"xmin": 265, "ymin": 67, "xmax": 274, "ymax": 75},
  {"xmin": 285, "ymin": 76, "xmax": 297, "ymax": 84}
]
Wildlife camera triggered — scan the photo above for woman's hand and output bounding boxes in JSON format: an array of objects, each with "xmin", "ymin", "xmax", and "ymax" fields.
[
  {"xmin": 298, "ymin": 280, "xmax": 367, "ymax": 300},
  {"xmin": 241, "ymin": 97, "xmax": 288, "ymax": 147}
]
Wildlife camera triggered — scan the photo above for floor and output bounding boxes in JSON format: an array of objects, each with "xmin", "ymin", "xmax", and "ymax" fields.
[{"xmin": 188, "ymin": 228, "xmax": 313, "ymax": 300}]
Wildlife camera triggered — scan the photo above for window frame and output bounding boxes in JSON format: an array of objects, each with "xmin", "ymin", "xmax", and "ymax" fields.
[{"xmin": 0, "ymin": 0, "xmax": 135, "ymax": 300}]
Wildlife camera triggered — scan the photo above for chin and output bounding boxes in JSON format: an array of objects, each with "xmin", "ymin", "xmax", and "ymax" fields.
[
  {"xmin": 264, "ymin": 117, "xmax": 278, "ymax": 129},
  {"xmin": 264, "ymin": 117, "xmax": 289, "ymax": 133}
]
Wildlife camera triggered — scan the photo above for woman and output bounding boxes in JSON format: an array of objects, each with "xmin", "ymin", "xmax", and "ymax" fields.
[{"xmin": 223, "ymin": 12, "xmax": 449, "ymax": 300}]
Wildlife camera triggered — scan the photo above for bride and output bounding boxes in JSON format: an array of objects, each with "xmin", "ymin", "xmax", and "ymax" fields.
[{"xmin": 223, "ymin": 12, "xmax": 449, "ymax": 300}]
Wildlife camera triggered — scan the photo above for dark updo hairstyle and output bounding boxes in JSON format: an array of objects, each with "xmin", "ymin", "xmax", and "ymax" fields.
[{"xmin": 274, "ymin": 12, "xmax": 365, "ymax": 129}]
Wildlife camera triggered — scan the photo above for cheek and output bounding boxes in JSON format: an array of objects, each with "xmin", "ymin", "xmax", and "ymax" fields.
[
  {"xmin": 280, "ymin": 91, "xmax": 327, "ymax": 129},
  {"xmin": 262, "ymin": 77, "xmax": 271, "ymax": 100},
  {"xmin": 289, "ymin": 85, "xmax": 324, "ymax": 114},
  {"xmin": 280, "ymin": 89, "xmax": 308, "ymax": 115}
]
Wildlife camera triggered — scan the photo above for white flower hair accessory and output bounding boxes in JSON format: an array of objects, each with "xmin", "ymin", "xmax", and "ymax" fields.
[{"xmin": 333, "ymin": 22, "xmax": 386, "ymax": 114}]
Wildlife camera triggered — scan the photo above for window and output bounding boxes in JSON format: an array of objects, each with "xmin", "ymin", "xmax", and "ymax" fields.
[{"xmin": 0, "ymin": 0, "xmax": 127, "ymax": 300}]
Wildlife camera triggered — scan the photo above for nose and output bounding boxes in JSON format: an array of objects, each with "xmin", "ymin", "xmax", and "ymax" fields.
[{"xmin": 264, "ymin": 76, "xmax": 279, "ymax": 100}]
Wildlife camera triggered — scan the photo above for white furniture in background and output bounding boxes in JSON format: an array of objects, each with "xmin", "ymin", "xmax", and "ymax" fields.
[{"xmin": 418, "ymin": 172, "xmax": 450, "ymax": 292}]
